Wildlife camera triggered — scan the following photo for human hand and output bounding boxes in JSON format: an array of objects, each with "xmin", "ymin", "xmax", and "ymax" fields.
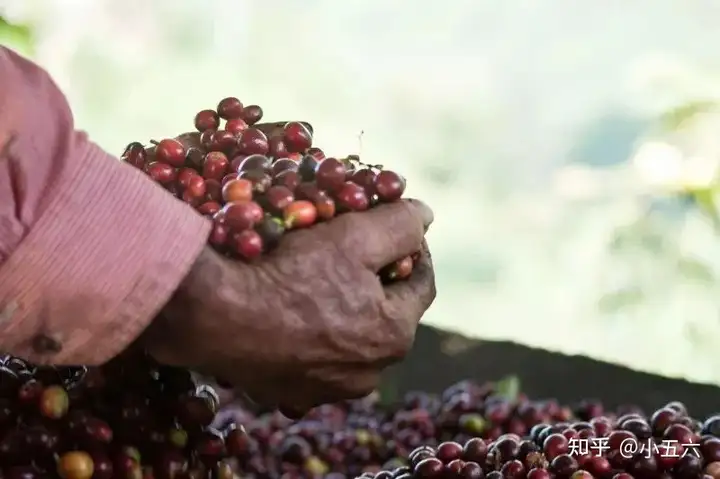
[{"xmin": 141, "ymin": 197, "xmax": 435, "ymax": 416}]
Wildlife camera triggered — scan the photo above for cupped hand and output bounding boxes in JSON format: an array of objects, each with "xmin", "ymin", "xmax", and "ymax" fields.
[{"xmin": 142, "ymin": 196, "xmax": 436, "ymax": 415}]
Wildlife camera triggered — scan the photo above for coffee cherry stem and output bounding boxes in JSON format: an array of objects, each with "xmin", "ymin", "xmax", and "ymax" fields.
[{"xmin": 344, "ymin": 154, "xmax": 384, "ymax": 172}]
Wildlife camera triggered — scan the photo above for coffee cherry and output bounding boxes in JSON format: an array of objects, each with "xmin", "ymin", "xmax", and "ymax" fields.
[
  {"xmin": 177, "ymin": 167, "xmax": 199, "ymax": 189},
  {"xmin": 314, "ymin": 193, "xmax": 336, "ymax": 221},
  {"xmin": 88, "ymin": 452, "xmax": 113, "ymax": 479},
  {"xmin": 82, "ymin": 417, "xmax": 113, "ymax": 443},
  {"xmin": 273, "ymin": 170, "xmax": 301, "ymax": 191},
  {"xmin": 197, "ymin": 201, "xmax": 221, "ymax": 217},
  {"xmin": 306, "ymin": 147, "xmax": 325, "ymax": 161},
  {"xmin": 183, "ymin": 191, "xmax": 200, "ymax": 206},
  {"xmin": 255, "ymin": 216, "xmax": 285, "ymax": 250},
  {"xmin": 204, "ymin": 179, "xmax": 223, "ymax": 203},
  {"xmin": 194, "ymin": 110, "xmax": 220, "ymax": 132},
  {"xmin": 238, "ymin": 128, "xmax": 269, "ymax": 156},
  {"xmin": 351, "ymin": 168, "xmax": 378, "ymax": 195},
  {"xmin": 298, "ymin": 155, "xmax": 319, "ymax": 181},
  {"xmin": 262, "ymin": 186, "xmax": 295, "ymax": 215},
  {"xmin": 375, "ymin": 170, "xmax": 406, "ymax": 202},
  {"xmin": 268, "ymin": 137, "xmax": 289, "ymax": 158},
  {"xmin": 17, "ymin": 379, "xmax": 42, "ymax": 406},
  {"xmin": 283, "ymin": 122, "xmax": 313, "ymax": 153},
  {"xmin": 199, "ymin": 129, "xmax": 215, "ymax": 148},
  {"xmin": 241, "ymin": 105, "xmax": 263, "ymax": 125},
  {"xmin": 271, "ymin": 158, "xmax": 298, "ymax": 176},
  {"xmin": 122, "ymin": 142, "xmax": 147, "ymax": 169},
  {"xmin": 216, "ymin": 97, "xmax": 244, "ymax": 120},
  {"xmin": 315, "ymin": 158, "xmax": 347, "ymax": 192},
  {"xmin": 209, "ymin": 221, "xmax": 230, "ymax": 248},
  {"xmin": 39, "ymin": 385, "xmax": 68, "ymax": 419},
  {"xmin": 203, "ymin": 152, "xmax": 230, "ymax": 181},
  {"xmin": 222, "ymin": 179, "xmax": 253, "ymax": 203},
  {"xmin": 381, "ymin": 256, "xmax": 414, "ymax": 282},
  {"xmin": 232, "ymin": 230, "xmax": 263, "ymax": 260},
  {"xmin": 335, "ymin": 182, "xmax": 370, "ymax": 212},
  {"xmin": 295, "ymin": 183, "xmax": 323, "ymax": 202},
  {"xmin": 222, "ymin": 173, "xmax": 239, "ymax": 186},
  {"xmin": 58, "ymin": 451, "xmax": 94, "ymax": 479},
  {"xmin": 284, "ymin": 200, "xmax": 318, "ymax": 229},
  {"xmin": 225, "ymin": 118, "xmax": 249, "ymax": 136},
  {"xmin": 415, "ymin": 458, "xmax": 443, "ymax": 478},
  {"xmin": 230, "ymin": 155, "xmax": 246, "ymax": 172},
  {"xmin": 155, "ymin": 139, "xmax": 186, "ymax": 167},
  {"xmin": 238, "ymin": 154, "xmax": 271, "ymax": 173},
  {"xmin": 238, "ymin": 169, "xmax": 272, "ymax": 195},
  {"xmin": 222, "ymin": 201, "xmax": 264, "ymax": 231},
  {"xmin": 185, "ymin": 176, "xmax": 207, "ymax": 199},
  {"xmin": 209, "ymin": 130, "xmax": 237, "ymax": 154}
]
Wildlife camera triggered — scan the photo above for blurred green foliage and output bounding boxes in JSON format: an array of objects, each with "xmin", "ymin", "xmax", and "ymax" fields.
[
  {"xmin": 0, "ymin": 15, "xmax": 34, "ymax": 55},
  {"xmin": 599, "ymin": 98, "xmax": 720, "ymax": 317},
  {"xmin": 658, "ymin": 100, "xmax": 718, "ymax": 132},
  {"xmin": 495, "ymin": 375, "xmax": 520, "ymax": 401}
]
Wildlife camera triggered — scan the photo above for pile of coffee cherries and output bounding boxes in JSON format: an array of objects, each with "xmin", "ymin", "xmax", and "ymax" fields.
[
  {"xmin": 215, "ymin": 381, "xmax": 720, "ymax": 479},
  {"xmin": 0, "ymin": 351, "xmax": 231, "ymax": 479},
  {"xmin": 120, "ymin": 97, "xmax": 415, "ymax": 282},
  {"xmin": 2, "ymin": 351, "xmax": 720, "ymax": 479}
]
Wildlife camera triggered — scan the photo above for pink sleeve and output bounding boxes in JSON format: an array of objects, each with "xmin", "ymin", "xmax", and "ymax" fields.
[{"xmin": 0, "ymin": 47, "xmax": 211, "ymax": 365}]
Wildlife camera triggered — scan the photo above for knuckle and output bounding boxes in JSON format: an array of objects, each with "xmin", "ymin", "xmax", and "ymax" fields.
[
  {"xmin": 429, "ymin": 278, "xmax": 438, "ymax": 302},
  {"xmin": 393, "ymin": 201, "xmax": 425, "ymax": 237},
  {"xmin": 332, "ymin": 213, "xmax": 369, "ymax": 248},
  {"xmin": 422, "ymin": 269, "xmax": 438, "ymax": 307}
]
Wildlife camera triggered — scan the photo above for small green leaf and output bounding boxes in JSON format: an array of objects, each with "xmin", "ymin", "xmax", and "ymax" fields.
[
  {"xmin": 377, "ymin": 380, "xmax": 399, "ymax": 406},
  {"xmin": 677, "ymin": 257, "xmax": 715, "ymax": 283},
  {"xmin": 0, "ymin": 16, "xmax": 34, "ymax": 55},
  {"xmin": 598, "ymin": 287, "xmax": 645, "ymax": 313},
  {"xmin": 658, "ymin": 100, "xmax": 718, "ymax": 132},
  {"xmin": 495, "ymin": 375, "xmax": 520, "ymax": 402},
  {"xmin": 691, "ymin": 186, "xmax": 720, "ymax": 233}
]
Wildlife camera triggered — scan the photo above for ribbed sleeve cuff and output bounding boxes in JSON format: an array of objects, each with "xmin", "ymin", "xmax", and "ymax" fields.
[{"xmin": 0, "ymin": 138, "xmax": 211, "ymax": 365}]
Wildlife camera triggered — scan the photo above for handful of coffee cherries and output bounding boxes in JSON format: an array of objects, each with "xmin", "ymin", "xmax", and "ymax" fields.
[{"xmin": 121, "ymin": 97, "xmax": 416, "ymax": 282}]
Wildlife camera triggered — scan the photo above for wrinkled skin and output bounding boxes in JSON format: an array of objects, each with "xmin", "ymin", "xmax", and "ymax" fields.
[{"xmin": 139, "ymin": 123, "xmax": 436, "ymax": 416}]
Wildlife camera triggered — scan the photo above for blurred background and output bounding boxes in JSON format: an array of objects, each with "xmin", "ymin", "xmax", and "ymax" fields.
[{"xmin": 4, "ymin": 0, "xmax": 720, "ymax": 387}]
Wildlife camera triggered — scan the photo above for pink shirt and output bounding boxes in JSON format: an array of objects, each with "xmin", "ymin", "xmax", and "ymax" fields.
[{"xmin": 0, "ymin": 47, "xmax": 211, "ymax": 365}]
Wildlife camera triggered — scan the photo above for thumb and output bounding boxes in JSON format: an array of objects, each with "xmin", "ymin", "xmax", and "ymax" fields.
[{"xmin": 330, "ymin": 199, "xmax": 433, "ymax": 271}]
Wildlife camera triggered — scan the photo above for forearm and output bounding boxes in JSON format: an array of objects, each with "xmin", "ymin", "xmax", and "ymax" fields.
[{"xmin": 0, "ymin": 47, "xmax": 211, "ymax": 365}]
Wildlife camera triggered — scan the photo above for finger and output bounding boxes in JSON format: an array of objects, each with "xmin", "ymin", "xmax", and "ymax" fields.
[
  {"xmin": 255, "ymin": 121, "xmax": 314, "ymax": 137},
  {"xmin": 382, "ymin": 241, "xmax": 436, "ymax": 330},
  {"xmin": 332, "ymin": 199, "xmax": 433, "ymax": 271}
]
